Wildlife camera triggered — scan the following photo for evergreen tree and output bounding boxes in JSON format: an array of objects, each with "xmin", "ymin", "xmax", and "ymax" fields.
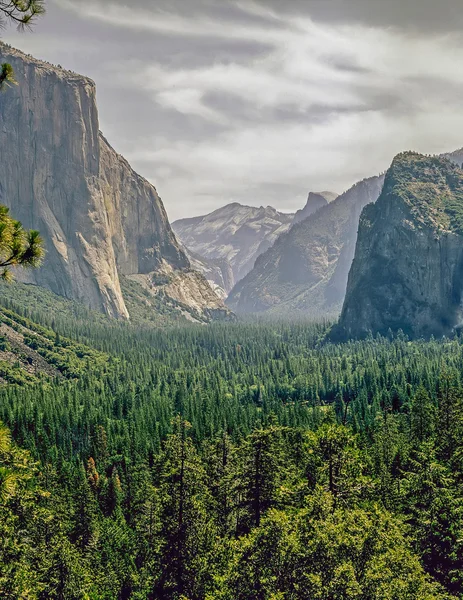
[
  {"xmin": 153, "ymin": 417, "xmax": 215, "ymax": 599},
  {"xmin": 410, "ymin": 385, "xmax": 436, "ymax": 443},
  {"xmin": 0, "ymin": 206, "xmax": 44, "ymax": 280}
]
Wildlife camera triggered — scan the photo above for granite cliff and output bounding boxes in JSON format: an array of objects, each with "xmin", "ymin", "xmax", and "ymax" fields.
[
  {"xmin": 335, "ymin": 152, "xmax": 463, "ymax": 339},
  {"xmin": 182, "ymin": 248, "xmax": 233, "ymax": 299},
  {"xmin": 0, "ymin": 43, "xmax": 228, "ymax": 321},
  {"xmin": 227, "ymin": 176, "xmax": 384, "ymax": 316}
]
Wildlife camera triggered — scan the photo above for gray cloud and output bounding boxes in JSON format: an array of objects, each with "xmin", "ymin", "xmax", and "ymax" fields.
[
  {"xmin": 64, "ymin": 0, "xmax": 463, "ymax": 33},
  {"xmin": 254, "ymin": 0, "xmax": 463, "ymax": 33},
  {"xmin": 3, "ymin": 0, "xmax": 463, "ymax": 221}
]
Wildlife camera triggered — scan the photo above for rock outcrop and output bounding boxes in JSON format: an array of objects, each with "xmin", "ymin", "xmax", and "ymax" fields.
[
  {"xmin": 172, "ymin": 203, "xmax": 294, "ymax": 293},
  {"xmin": 0, "ymin": 43, "xmax": 228, "ymax": 321},
  {"xmin": 182, "ymin": 248, "xmax": 233, "ymax": 299},
  {"xmin": 334, "ymin": 152, "xmax": 463, "ymax": 339},
  {"xmin": 227, "ymin": 176, "xmax": 384, "ymax": 316},
  {"xmin": 292, "ymin": 191, "xmax": 338, "ymax": 226}
]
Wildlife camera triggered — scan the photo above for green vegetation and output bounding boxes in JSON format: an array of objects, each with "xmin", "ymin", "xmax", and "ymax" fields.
[
  {"xmin": 0, "ymin": 1, "xmax": 45, "ymax": 90},
  {"xmin": 384, "ymin": 152, "xmax": 463, "ymax": 235},
  {"xmin": 0, "ymin": 0, "xmax": 45, "ymax": 29},
  {"xmin": 0, "ymin": 206, "xmax": 44, "ymax": 280},
  {"xmin": 0, "ymin": 303, "xmax": 111, "ymax": 384},
  {"xmin": 0, "ymin": 283, "xmax": 463, "ymax": 597},
  {"xmin": 120, "ymin": 276, "xmax": 214, "ymax": 327}
]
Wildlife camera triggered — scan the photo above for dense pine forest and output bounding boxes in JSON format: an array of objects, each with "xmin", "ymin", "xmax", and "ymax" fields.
[{"xmin": 0, "ymin": 283, "xmax": 462, "ymax": 599}]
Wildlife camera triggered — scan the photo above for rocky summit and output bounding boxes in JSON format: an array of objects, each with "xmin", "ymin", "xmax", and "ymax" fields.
[
  {"xmin": 335, "ymin": 152, "xmax": 463, "ymax": 339},
  {"xmin": 172, "ymin": 203, "xmax": 294, "ymax": 294},
  {"xmin": 0, "ymin": 43, "xmax": 229, "ymax": 322},
  {"xmin": 292, "ymin": 191, "xmax": 338, "ymax": 226}
]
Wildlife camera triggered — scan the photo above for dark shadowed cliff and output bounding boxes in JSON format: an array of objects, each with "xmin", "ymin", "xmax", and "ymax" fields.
[{"xmin": 334, "ymin": 152, "xmax": 463, "ymax": 339}]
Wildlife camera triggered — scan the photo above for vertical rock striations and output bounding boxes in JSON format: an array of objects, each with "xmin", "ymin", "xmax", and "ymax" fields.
[
  {"xmin": 335, "ymin": 152, "xmax": 463, "ymax": 339},
  {"xmin": 0, "ymin": 43, "xmax": 228, "ymax": 321}
]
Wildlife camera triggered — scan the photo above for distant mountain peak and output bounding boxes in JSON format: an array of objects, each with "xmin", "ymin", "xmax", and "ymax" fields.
[
  {"xmin": 292, "ymin": 191, "xmax": 338, "ymax": 226},
  {"xmin": 172, "ymin": 202, "xmax": 295, "ymax": 293},
  {"xmin": 227, "ymin": 177, "xmax": 384, "ymax": 317}
]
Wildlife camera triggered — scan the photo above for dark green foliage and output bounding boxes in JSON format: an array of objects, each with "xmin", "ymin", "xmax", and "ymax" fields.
[
  {"xmin": 0, "ymin": 0, "xmax": 45, "ymax": 30},
  {"xmin": 0, "ymin": 285, "xmax": 463, "ymax": 597},
  {"xmin": 382, "ymin": 152, "xmax": 463, "ymax": 236},
  {"xmin": 0, "ymin": 206, "xmax": 44, "ymax": 280},
  {"xmin": 0, "ymin": 62, "xmax": 15, "ymax": 89}
]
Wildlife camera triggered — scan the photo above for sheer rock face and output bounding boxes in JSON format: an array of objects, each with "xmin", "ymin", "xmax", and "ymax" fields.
[
  {"xmin": 98, "ymin": 135, "xmax": 188, "ymax": 278},
  {"xmin": 0, "ymin": 44, "xmax": 225, "ymax": 320},
  {"xmin": 172, "ymin": 203, "xmax": 295, "ymax": 293},
  {"xmin": 227, "ymin": 176, "xmax": 384, "ymax": 317},
  {"xmin": 335, "ymin": 152, "xmax": 463, "ymax": 340}
]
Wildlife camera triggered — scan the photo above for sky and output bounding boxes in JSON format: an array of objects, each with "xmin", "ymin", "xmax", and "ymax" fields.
[{"xmin": 4, "ymin": 0, "xmax": 463, "ymax": 221}]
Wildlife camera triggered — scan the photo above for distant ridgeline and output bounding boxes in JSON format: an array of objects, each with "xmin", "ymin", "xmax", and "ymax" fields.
[
  {"xmin": 227, "ymin": 176, "xmax": 384, "ymax": 317},
  {"xmin": 173, "ymin": 203, "xmax": 296, "ymax": 296}
]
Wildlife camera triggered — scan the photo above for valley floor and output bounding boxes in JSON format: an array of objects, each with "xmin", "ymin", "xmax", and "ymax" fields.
[{"xmin": 0, "ymin": 284, "xmax": 462, "ymax": 599}]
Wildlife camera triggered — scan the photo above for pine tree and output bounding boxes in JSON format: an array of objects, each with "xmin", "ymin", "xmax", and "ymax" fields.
[
  {"xmin": 0, "ymin": 2, "xmax": 45, "ymax": 93},
  {"xmin": 153, "ymin": 417, "xmax": 215, "ymax": 599},
  {"xmin": 437, "ymin": 370, "xmax": 463, "ymax": 459},
  {"xmin": 0, "ymin": 206, "xmax": 44, "ymax": 280},
  {"xmin": 410, "ymin": 385, "xmax": 436, "ymax": 443},
  {"xmin": 0, "ymin": 0, "xmax": 45, "ymax": 29},
  {"xmin": 235, "ymin": 419, "xmax": 285, "ymax": 532}
]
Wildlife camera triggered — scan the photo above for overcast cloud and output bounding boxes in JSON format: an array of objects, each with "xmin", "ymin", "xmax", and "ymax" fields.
[{"xmin": 4, "ymin": 0, "xmax": 463, "ymax": 220}]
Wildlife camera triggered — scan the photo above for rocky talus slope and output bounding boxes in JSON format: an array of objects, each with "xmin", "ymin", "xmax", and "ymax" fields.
[
  {"xmin": 182, "ymin": 248, "xmax": 233, "ymax": 299},
  {"xmin": 172, "ymin": 203, "xmax": 294, "ymax": 294},
  {"xmin": 0, "ymin": 43, "xmax": 228, "ymax": 322},
  {"xmin": 334, "ymin": 152, "xmax": 463, "ymax": 339},
  {"xmin": 227, "ymin": 176, "xmax": 384, "ymax": 316}
]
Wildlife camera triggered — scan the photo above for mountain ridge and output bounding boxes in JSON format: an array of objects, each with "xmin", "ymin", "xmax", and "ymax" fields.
[
  {"xmin": 227, "ymin": 175, "xmax": 384, "ymax": 316},
  {"xmin": 292, "ymin": 191, "xmax": 338, "ymax": 226},
  {"xmin": 172, "ymin": 202, "xmax": 295, "ymax": 293}
]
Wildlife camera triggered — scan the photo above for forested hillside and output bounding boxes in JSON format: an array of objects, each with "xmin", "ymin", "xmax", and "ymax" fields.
[{"xmin": 1, "ymin": 283, "xmax": 463, "ymax": 598}]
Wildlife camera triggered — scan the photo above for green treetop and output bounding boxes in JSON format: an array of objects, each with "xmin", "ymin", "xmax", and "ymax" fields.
[{"xmin": 0, "ymin": 206, "xmax": 44, "ymax": 281}]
